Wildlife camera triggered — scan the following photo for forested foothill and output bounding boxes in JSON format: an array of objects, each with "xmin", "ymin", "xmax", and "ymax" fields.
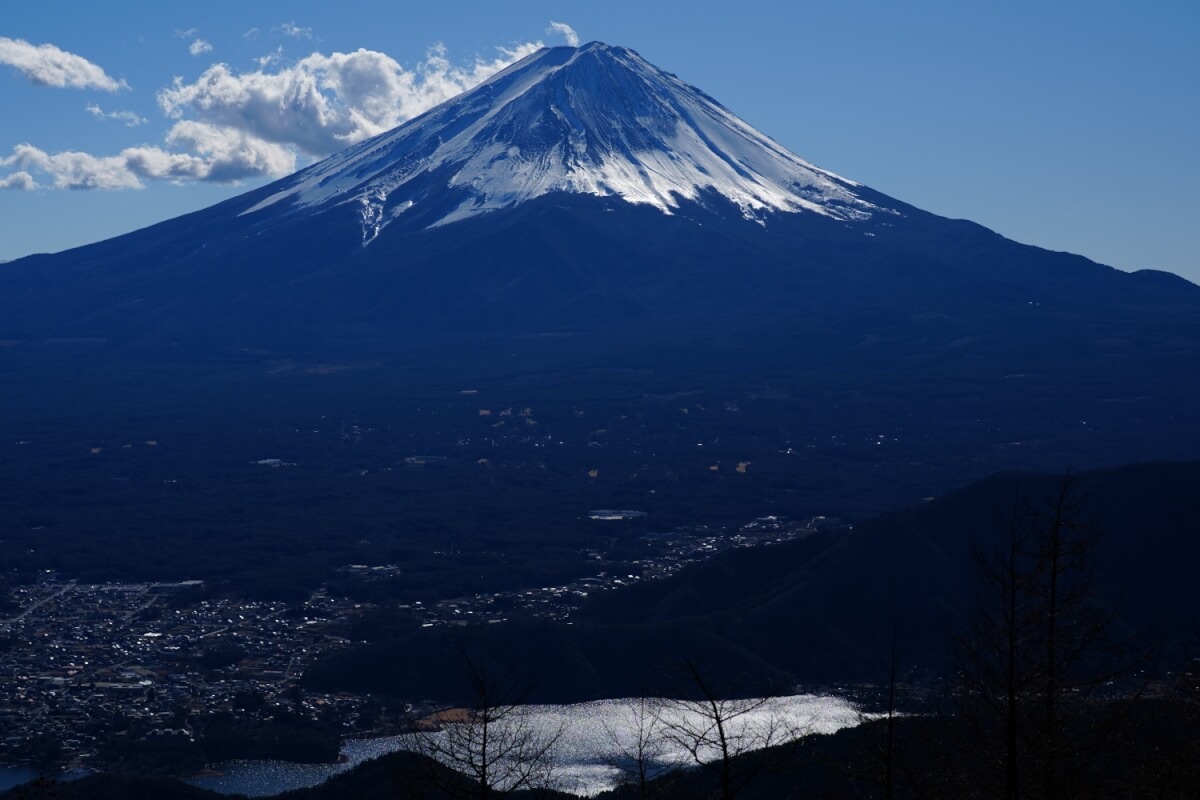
[{"xmin": 304, "ymin": 461, "xmax": 1200, "ymax": 702}]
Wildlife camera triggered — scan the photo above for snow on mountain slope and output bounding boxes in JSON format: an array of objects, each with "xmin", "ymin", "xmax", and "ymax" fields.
[{"xmin": 240, "ymin": 42, "xmax": 891, "ymax": 245}]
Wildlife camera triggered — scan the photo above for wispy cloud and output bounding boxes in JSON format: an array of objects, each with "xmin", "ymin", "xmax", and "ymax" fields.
[
  {"xmin": 547, "ymin": 21, "xmax": 580, "ymax": 47},
  {"xmin": 0, "ymin": 36, "xmax": 124, "ymax": 91},
  {"xmin": 278, "ymin": 22, "xmax": 313, "ymax": 40},
  {"xmin": 85, "ymin": 103, "xmax": 147, "ymax": 127},
  {"xmin": 243, "ymin": 28, "xmax": 261, "ymax": 40},
  {"xmin": 189, "ymin": 39, "xmax": 213, "ymax": 57},
  {"xmin": 1, "ymin": 40, "xmax": 541, "ymax": 191},
  {"xmin": 256, "ymin": 46, "xmax": 284, "ymax": 68}
]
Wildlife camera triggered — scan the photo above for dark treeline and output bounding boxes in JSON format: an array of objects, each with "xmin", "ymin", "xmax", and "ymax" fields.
[{"xmin": 7, "ymin": 662, "xmax": 1198, "ymax": 800}]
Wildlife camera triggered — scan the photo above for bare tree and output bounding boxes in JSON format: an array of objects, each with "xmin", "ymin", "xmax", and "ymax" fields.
[
  {"xmin": 413, "ymin": 653, "xmax": 564, "ymax": 799},
  {"xmin": 658, "ymin": 660, "xmax": 804, "ymax": 800},
  {"xmin": 1027, "ymin": 473, "xmax": 1151, "ymax": 798},
  {"xmin": 883, "ymin": 617, "xmax": 900, "ymax": 800},
  {"xmin": 838, "ymin": 614, "xmax": 918, "ymax": 800},
  {"xmin": 600, "ymin": 693, "xmax": 675, "ymax": 798},
  {"xmin": 953, "ymin": 492, "xmax": 1041, "ymax": 800},
  {"xmin": 953, "ymin": 473, "xmax": 1149, "ymax": 800}
]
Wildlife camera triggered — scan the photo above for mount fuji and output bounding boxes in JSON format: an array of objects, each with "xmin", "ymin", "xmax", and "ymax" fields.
[
  {"xmin": 240, "ymin": 42, "xmax": 886, "ymax": 243},
  {"xmin": 1, "ymin": 42, "xmax": 1199, "ymax": 543},
  {"xmin": 4, "ymin": 42, "xmax": 1195, "ymax": 353}
]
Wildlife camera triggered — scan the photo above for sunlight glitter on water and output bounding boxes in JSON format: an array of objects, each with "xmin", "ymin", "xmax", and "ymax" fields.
[{"xmin": 190, "ymin": 693, "xmax": 864, "ymax": 797}]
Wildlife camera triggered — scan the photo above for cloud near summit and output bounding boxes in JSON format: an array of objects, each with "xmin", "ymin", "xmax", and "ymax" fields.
[
  {"xmin": 547, "ymin": 22, "xmax": 580, "ymax": 47},
  {"xmin": 0, "ymin": 40, "xmax": 541, "ymax": 191},
  {"xmin": 158, "ymin": 42, "xmax": 540, "ymax": 157}
]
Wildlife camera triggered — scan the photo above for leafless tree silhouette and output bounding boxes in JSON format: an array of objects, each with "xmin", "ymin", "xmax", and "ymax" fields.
[
  {"xmin": 412, "ymin": 653, "xmax": 564, "ymax": 799},
  {"xmin": 600, "ymin": 693, "xmax": 676, "ymax": 798},
  {"xmin": 658, "ymin": 660, "xmax": 805, "ymax": 800},
  {"xmin": 953, "ymin": 473, "xmax": 1149, "ymax": 800}
]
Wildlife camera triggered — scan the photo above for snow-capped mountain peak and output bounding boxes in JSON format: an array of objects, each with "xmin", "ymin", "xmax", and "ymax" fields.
[{"xmin": 241, "ymin": 42, "xmax": 888, "ymax": 244}]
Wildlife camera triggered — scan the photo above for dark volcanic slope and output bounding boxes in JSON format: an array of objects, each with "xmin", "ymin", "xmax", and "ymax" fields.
[
  {"xmin": 2, "ymin": 43, "xmax": 1196, "ymax": 360},
  {"xmin": 0, "ymin": 44, "xmax": 1198, "ymax": 589}
]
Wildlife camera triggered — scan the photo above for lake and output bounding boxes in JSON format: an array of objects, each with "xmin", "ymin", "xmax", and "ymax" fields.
[{"xmin": 189, "ymin": 693, "xmax": 864, "ymax": 797}]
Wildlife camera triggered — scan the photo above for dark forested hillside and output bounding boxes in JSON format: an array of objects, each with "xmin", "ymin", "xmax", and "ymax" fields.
[{"xmin": 305, "ymin": 461, "xmax": 1200, "ymax": 702}]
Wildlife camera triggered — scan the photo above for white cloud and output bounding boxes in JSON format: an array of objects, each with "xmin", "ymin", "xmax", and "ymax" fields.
[
  {"xmin": 1, "ymin": 144, "xmax": 144, "ymax": 189},
  {"xmin": 256, "ymin": 46, "xmax": 284, "ymax": 68},
  {"xmin": 86, "ymin": 103, "xmax": 147, "ymax": 127},
  {"xmin": 189, "ymin": 39, "xmax": 213, "ymax": 57},
  {"xmin": 175, "ymin": 28, "xmax": 199, "ymax": 39},
  {"xmin": 547, "ymin": 21, "xmax": 580, "ymax": 47},
  {"xmin": 0, "ymin": 171, "xmax": 37, "ymax": 191},
  {"xmin": 162, "ymin": 121, "xmax": 296, "ymax": 182},
  {"xmin": 0, "ymin": 36, "xmax": 124, "ymax": 91},
  {"xmin": 278, "ymin": 22, "xmax": 313, "ymax": 40},
  {"xmin": 0, "ymin": 124, "xmax": 295, "ymax": 190},
  {"xmin": 158, "ymin": 42, "xmax": 541, "ymax": 156},
  {"xmin": 1, "ymin": 40, "xmax": 539, "ymax": 191}
]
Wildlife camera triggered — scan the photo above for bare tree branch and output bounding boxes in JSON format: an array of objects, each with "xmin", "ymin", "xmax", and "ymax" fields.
[
  {"xmin": 658, "ymin": 660, "xmax": 808, "ymax": 800},
  {"xmin": 411, "ymin": 652, "xmax": 564, "ymax": 799}
]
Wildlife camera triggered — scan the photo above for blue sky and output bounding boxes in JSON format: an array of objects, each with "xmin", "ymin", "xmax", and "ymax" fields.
[{"xmin": 2, "ymin": 1, "xmax": 1197, "ymax": 283}]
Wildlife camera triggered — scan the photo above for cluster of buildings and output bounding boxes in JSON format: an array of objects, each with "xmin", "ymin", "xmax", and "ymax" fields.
[
  {"xmin": 397, "ymin": 515, "xmax": 830, "ymax": 627},
  {"xmin": 0, "ymin": 579, "xmax": 374, "ymax": 770},
  {"xmin": 0, "ymin": 514, "xmax": 832, "ymax": 771}
]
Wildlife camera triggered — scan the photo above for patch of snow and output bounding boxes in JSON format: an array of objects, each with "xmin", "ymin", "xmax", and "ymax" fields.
[{"xmin": 239, "ymin": 43, "xmax": 889, "ymax": 236}]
